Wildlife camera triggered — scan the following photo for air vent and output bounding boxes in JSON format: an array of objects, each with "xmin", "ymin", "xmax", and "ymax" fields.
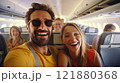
[
  {"xmin": 111, "ymin": 10, "xmax": 120, "ymax": 15},
  {"xmin": 114, "ymin": 10, "xmax": 120, "ymax": 13}
]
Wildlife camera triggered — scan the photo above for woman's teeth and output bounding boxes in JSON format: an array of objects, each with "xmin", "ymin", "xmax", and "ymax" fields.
[{"xmin": 71, "ymin": 43, "xmax": 77, "ymax": 46}]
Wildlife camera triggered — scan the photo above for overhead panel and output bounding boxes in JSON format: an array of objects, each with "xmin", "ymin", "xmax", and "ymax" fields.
[{"xmin": 0, "ymin": 0, "xmax": 25, "ymax": 18}]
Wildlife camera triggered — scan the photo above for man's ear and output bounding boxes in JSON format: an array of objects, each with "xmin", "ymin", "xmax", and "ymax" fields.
[{"xmin": 26, "ymin": 25, "xmax": 30, "ymax": 33}]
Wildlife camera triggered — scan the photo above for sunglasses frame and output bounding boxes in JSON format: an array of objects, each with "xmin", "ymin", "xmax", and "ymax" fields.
[{"xmin": 28, "ymin": 19, "xmax": 53, "ymax": 27}]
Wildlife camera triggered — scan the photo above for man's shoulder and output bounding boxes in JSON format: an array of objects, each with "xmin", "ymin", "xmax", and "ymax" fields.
[{"xmin": 10, "ymin": 43, "xmax": 29, "ymax": 52}]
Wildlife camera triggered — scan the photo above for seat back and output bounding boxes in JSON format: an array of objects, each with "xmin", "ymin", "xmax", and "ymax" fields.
[
  {"xmin": 85, "ymin": 27, "xmax": 98, "ymax": 46},
  {"xmin": 80, "ymin": 25, "xmax": 88, "ymax": 34},
  {"xmin": 49, "ymin": 32, "xmax": 64, "ymax": 50},
  {"xmin": 1, "ymin": 33, "xmax": 30, "ymax": 42},
  {"xmin": 97, "ymin": 32, "xmax": 120, "ymax": 67},
  {"xmin": 0, "ymin": 34, "xmax": 8, "ymax": 66},
  {"xmin": 21, "ymin": 33, "xmax": 30, "ymax": 42}
]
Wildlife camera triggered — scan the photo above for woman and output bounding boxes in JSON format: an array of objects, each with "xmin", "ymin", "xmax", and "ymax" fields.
[
  {"xmin": 7, "ymin": 26, "xmax": 25, "ymax": 51},
  {"xmin": 58, "ymin": 23, "xmax": 102, "ymax": 67}
]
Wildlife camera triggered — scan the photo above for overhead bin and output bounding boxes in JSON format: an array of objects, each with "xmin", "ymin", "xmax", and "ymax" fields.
[{"xmin": 0, "ymin": 0, "xmax": 26, "ymax": 18}]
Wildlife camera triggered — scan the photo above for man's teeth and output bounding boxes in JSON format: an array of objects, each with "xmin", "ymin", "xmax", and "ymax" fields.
[{"xmin": 37, "ymin": 32, "xmax": 47, "ymax": 35}]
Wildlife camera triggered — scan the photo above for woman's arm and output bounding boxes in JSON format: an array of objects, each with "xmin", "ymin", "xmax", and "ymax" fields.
[
  {"xmin": 94, "ymin": 51, "xmax": 102, "ymax": 67},
  {"xmin": 58, "ymin": 50, "xmax": 68, "ymax": 67}
]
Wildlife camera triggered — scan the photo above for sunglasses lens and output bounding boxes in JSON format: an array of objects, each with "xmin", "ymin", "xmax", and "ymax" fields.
[
  {"xmin": 32, "ymin": 20, "xmax": 41, "ymax": 27},
  {"xmin": 45, "ymin": 20, "xmax": 53, "ymax": 27}
]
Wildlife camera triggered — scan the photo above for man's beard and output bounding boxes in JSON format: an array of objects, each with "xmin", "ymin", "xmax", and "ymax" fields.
[{"xmin": 31, "ymin": 29, "xmax": 51, "ymax": 46}]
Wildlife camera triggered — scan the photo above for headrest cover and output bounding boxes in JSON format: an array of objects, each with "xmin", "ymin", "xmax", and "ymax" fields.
[
  {"xmin": 111, "ymin": 34, "xmax": 120, "ymax": 44},
  {"xmin": 85, "ymin": 27, "xmax": 98, "ymax": 33},
  {"xmin": 103, "ymin": 33, "xmax": 120, "ymax": 45}
]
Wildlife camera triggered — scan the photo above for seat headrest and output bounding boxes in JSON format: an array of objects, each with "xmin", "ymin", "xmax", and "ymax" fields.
[
  {"xmin": 98, "ymin": 32, "xmax": 120, "ymax": 45},
  {"xmin": 3, "ymin": 27, "xmax": 10, "ymax": 33},
  {"xmin": 110, "ymin": 34, "xmax": 120, "ymax": 45},
  {"xmin": 85, "ymin": 27, "xmax": 98, "ymax": 33}
]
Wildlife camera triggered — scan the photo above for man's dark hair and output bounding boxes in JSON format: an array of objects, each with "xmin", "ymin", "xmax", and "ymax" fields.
[
  {"xmin": 104, "ymin": 24, "xmax": 116, "ymax": 31},
  {"xmin": 25, "ymin": 3, "xmax": 55, "ymax": 24}
]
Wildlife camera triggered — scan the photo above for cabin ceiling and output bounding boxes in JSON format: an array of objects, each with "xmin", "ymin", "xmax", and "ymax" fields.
[{"xmin": 0, "ymin": 0, "xmax": 120, "ymax": 22}]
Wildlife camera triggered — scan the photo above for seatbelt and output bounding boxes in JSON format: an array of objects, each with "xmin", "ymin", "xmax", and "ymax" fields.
[
  {"xmin": 27, "ymin": 42, "xmax": 57, "ymax": 67},
  {"xmin": 49, "ymin": 46, "xmax": 57, "ymax": 66},
  {"xmin": 27, "ymin": 42, "xmax": 40, "ymax": 67}
]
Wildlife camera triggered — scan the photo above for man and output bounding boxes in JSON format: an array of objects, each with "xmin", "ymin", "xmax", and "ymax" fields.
[
  {"xmin": 92, "ymin": 24, "xmax": 116, "ymax": 50},
  {"xmin": 53, "ymin": 18, "xmax": 63, "ymax": 32},
  {"xmin": 3, "ymin": 3, "xmax": 58, "ymax": 67}
]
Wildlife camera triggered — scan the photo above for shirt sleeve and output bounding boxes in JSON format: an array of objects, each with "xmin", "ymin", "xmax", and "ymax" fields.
[{"xmin": 3, "ymin": 48, "xmax": 35, "ymax": 67}]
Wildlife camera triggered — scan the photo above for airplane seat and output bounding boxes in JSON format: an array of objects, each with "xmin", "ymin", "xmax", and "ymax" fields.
[
  {"xmin": 1, "ymin": 33, "xmax": 30, "ymax": 42},
  {"xmin": 49, "ymin": 32, "xmax": 64, "ymax": 50},
  {"xmin": 0, "ymin": 28, "xmax": 4, "ymax": 33},
  {"xmin": 80, "ymin": 25, "xmax": 88, "ymax": 34},
  {"xmin": 21, "ymin": 33, "xmax": 30, "ymax": 42},
  {"xmin": 97, "ymin": 32, "xmax": 120, "ymax": 67},
  {"xmin": 0, "ymin": 34, "xmax": 8, "ymax": 66},
  {"xmin": 85, "ymin": 27, "xmax": 98, "ymax": 48}
]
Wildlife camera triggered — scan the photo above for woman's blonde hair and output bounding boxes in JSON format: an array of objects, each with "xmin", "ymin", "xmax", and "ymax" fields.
[
  {"xmin": 60, "ymin": 23, "xmax": 87, "ymax": 66},
  {"xmin": 10, "ymin": 26, "xmax": 21, "ymax": 37}
]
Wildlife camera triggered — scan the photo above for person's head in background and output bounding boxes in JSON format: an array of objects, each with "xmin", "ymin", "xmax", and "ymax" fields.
[
  {"xmin": 53, "ymin": 18, "xmax": 63, "ymax": 32},
  {"xmin": 103, "ymin": 24, "xmax": 116, "ymax": 32},
  {"xmin": 10, "ymin": 26, "xmax": 21, "ymax": 39}
]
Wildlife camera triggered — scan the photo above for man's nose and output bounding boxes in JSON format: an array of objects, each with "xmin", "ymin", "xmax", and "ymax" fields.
[{"xmin": 38, "ymin": 21, "xmax": 46, "ymax": 30}]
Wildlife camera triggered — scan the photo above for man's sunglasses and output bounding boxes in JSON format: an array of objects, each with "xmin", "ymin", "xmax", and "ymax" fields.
[{"xmin": 28, "ymin": 19, "xmax": 53, "ymax": 27}]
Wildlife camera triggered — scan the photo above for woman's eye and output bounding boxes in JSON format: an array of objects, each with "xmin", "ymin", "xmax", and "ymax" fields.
[
  {"xmin": 74, "ymin": 33, "xmax": 79, "ymax": 36},
  {"xmin": 65, "ymin": 35, "xmax": 70, "ymax": 37}
]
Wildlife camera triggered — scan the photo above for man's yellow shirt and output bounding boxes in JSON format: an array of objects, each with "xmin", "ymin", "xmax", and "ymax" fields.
[{"xmin": 3, "ymin": 43, "xmax": 58, "ymax": 67}]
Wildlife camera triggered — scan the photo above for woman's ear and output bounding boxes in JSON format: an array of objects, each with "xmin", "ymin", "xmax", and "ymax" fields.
[{"xmin": 26, "ymin": 25, "xmax": 30, "ymax": 33}]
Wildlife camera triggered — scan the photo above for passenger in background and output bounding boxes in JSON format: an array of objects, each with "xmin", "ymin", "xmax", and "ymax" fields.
[
  {"xmin": 7, "ymin": 26, "xmax": 25, "ymax": 51},
  {"xmin": 0, "ymin": 34, "xmax": 8, "ymax": 66},
  {"xmin": 53, "ymin": 18, "xmax": 63, "ymax": 32},
  {"xmin": 92, "ymin": 24, "xmax": 116, "ymax": 50},
  {"xmin": 58, "ymin": 23, "xmax": 101, "ymax": 67}
]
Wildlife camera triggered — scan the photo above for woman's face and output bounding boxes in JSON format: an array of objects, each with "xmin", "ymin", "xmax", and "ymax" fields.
[
  {"xmin": 62, "ymin": 25, "xmax": 81, "ymax": 52},
  {"xmin": 11, "ymin": 28, "xmax": 20, "ymax": 38}
]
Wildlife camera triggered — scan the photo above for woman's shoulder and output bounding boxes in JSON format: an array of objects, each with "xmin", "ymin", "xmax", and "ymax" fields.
[
  {"xmin": 7, "ymin": 38, "xmax": 12, "ymax": 44},
  {"xmin": 7, "ymin": 38, "xmax": 11, "ymax": 42},
  {"xmin": 58, "ymin": 49, "xmax": 68, "ymax": 59},
  {"xmin": 19, "ymin": 38, "xmax": 26, "ymax": 43},
  {"xmin": 58, "ymin": 49, "xmax": 68, "ymax": 67},
  {"xmin": 58, "ymin": 49, "xmax": 66, "ymax": 55}
]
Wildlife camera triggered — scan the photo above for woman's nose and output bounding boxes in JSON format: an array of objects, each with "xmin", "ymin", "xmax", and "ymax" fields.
[{"xmin": 70, "ymin": 35, "xmax": 76, "ymax": 41}]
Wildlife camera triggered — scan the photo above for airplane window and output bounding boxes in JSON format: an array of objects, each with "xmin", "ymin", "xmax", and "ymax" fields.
[
  {"xmin": 1, "ymin": 24, "xmax": 7, "ymax": 28},
  {"xmin": 9, "ymin": 24, "xmax": 14, "ymax": 27},
  {"xmin": 92, "ymin": 23, "xmax": 96, "ymax": 28},
  {"xmin": 97, "ymin": 23, "xmax": 102, "ymax": 35},
  {"xmin": 113, "ymin": 23, "xmax": 120, "ymax": 32}
]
